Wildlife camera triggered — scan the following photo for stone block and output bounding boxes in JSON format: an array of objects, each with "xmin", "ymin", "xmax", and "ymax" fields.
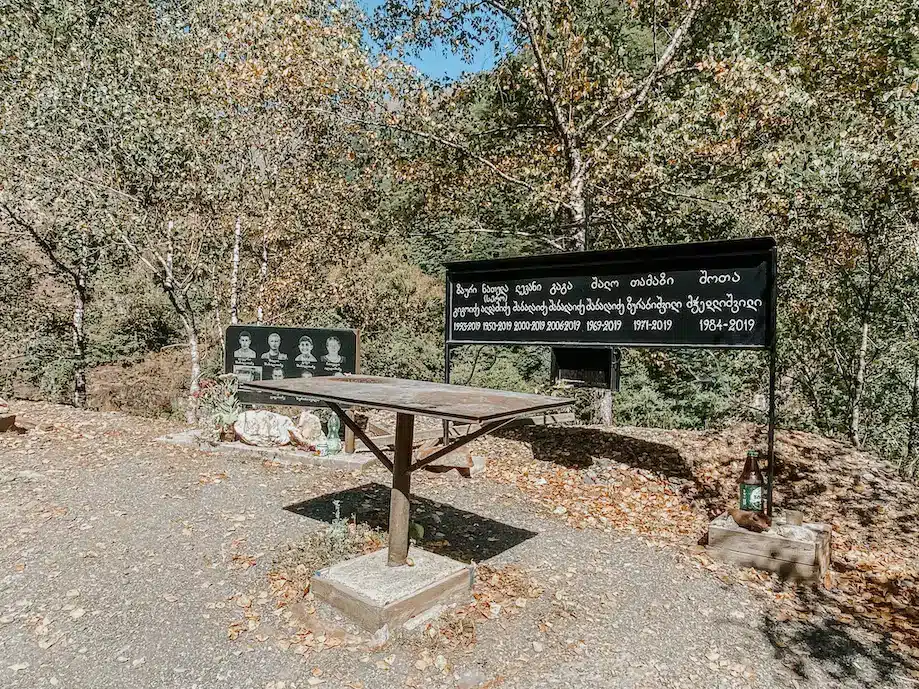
[{"xmin": 311, "ymin": 549, "xmax": 472, "ymax": 631}]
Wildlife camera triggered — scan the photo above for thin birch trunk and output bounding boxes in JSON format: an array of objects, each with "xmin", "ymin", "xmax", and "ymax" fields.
[
  {"xmin": 849, "ymin": 319, "xmax": 869, "ymax": 448},
  {"xmin": 229, "ymin": 216, "xmax": 241, "ymax": 325},
  {"xmin": 174, "ymin": 309, "xmax": 202, "ymax": 425},
  {"xmin": 71, "ymin": 228, "xmax": 89, "ymax": 408},
  {"xmin": 72, "ymin": 285, "xmax": 87, "ymax": 408},
  {"xmin": 162, "ymin": 221, "xmax": 200, "ymax": 423},
  {"xmin": 257, "ymin": 224, "xmax": 267, "ymax": 324},
  {"xmin": 187, "ymin": 320, "xmax": 201, "ymax": 397},
  {"xmin": 907, "ymin": 358, "xmax": 919, "ymax": 476}
]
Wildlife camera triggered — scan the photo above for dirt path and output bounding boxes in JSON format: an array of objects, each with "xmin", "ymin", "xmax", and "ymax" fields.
[{"xmin": 0, "ymin": 403, "xmax": 914, "ymax": 688}]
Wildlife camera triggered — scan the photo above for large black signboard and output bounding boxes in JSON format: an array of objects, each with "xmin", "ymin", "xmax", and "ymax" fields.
[
  {"xmin": 225, "ymin": 325, "xmax": 358, "ymax": 405},
  {"xmin": 445, "ymin": 238, "xmax": 776, "ymax": 349}
]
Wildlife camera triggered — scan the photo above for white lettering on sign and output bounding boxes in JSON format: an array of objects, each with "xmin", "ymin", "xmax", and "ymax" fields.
[
  {"xmin": 513, "ymin": 300, "xmax": 550, "ymax": 317},
  {"xmin": 626, "ymin": 296, "xmax": 683, "ymax": 316},
  {"xmin": 698, "ymin": 269, "xmax": 742, "ymax": 285},
  {"xmin": 453, "ymin": 304, "xmax": 480, "ymax": 318},
  {"xmin": 514, "ymin": 320, "xmax": 546, "ymax": 332},
  {"xmin": 630, "ymin": 272, "xmax": 674, "ymax": 288},
  {"xmin": 549, "ymin": 281, "xmax": 574, "ymax": 296},
  {"xmin": 515, "ymin": 281, "xmax": 542, "ymax": 296},
  {"xmin": 587, "ymin": 320, "xmax": 623, "ymax": 332},
  {"xmin": 546, "ymin": 320, "xmax": 582, "ymax": 332},
  {"xmin": 449, "ymin": 259, "xmax": 770, "ymax": 347},
  {"xmin": 481, "ymin": 303, "xmax": 511, "ymax": 317},
  {"xmin": 549, "ymin": 298, "xmax": 587, "ymax": 316},
  {"xmin": 481, "ymin": 283, "xmax": 509, "ymax": 298},
  {"xmin": 634, "ymin": 319, "xmax": 674, "ymax": 331},
  {"xmin": 686, "ymin": 294, "xmax": 763, "ymax": 315},
  {"xmin": 591, "ymin": 276, "xmax": 620, "ymax": 291}
]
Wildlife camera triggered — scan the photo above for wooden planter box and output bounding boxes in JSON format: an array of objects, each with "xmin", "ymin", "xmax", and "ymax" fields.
[{"xmin": 707, "ymin": 512, "xmax": 831, "ymax": 583}]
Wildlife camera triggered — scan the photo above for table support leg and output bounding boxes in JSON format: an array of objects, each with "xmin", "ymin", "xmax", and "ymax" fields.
[
  {"xmin": 344, "ymin": 410, "xmax": 355, "ymax": 454},
  {"xmin": 387, "ymin": 412, "xmax": 414, "ymax": 566}
]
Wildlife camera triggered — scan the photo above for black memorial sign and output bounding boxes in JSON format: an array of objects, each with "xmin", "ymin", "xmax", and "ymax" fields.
[
  {"xmin": 225, "ymin": 325, "xmax": 358, "ymax": 405},
  {"xmin": 445, "ymin": 238, "xmax": 776, "ymax": 349}
]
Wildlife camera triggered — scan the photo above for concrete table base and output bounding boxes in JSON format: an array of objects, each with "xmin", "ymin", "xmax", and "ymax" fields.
[{"xmin": 311, "ymin": 549, "xmax": 472, "ymax": 631}]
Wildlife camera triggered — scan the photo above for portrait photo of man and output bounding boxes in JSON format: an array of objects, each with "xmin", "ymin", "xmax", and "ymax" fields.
[
  {"xmin": 295, "ymin": 335, "xmax": 317, "ymax": 364},
  {"xmin": 260, "ymin": 332, "xmax": 288, "ymax": 364},
  {"xmin": 234, "ymin": 331, "xmax": 256, "ymax": 360}
]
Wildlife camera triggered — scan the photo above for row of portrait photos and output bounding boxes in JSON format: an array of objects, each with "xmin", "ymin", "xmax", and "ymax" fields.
[{"xmin": 231, "ymin": 330, "xmax": 347, "ymax": 382}]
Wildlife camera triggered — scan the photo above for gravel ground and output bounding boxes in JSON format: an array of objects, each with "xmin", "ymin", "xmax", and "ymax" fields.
[{"xmin": 1, "ymin": 402, "xmax": 915, "ymax": 688}]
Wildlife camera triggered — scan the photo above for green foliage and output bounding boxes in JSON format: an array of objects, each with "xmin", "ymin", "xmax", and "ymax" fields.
[
  {"xmin": 2, "ymin": 0, "xmax": 918, "ymax": 476},
  {"xmin": 87, "ymin": 271, "xmax": 182, "ymax": 365},
  {"xmin": 196, "ymin": 374, "xmax": 241, "ymax": 435},
  {"xmin": 449, "ymin": 346, "xmax": 549, "ymax": 393},
  {"xmin": 15, "ymin": 313, "xmax": 75, "ymax": 403},
  {"xmin": 614, "ymin": 350, "xmax": 766, "ymax": 429}
]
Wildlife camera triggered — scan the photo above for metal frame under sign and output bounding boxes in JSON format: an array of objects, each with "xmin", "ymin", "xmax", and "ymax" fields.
[{"xmin": 442, "ymin": 237, "xmax": 779, "ymax": 517}]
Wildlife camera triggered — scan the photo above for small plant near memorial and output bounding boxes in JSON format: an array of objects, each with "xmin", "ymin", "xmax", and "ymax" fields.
[
  {"xmin": 196, "ymin": 373, "xmax": 241, "ymax": 441},
  {"xmin": 268, "ymin": 501, "xmax": 386, "ymax": 606}
]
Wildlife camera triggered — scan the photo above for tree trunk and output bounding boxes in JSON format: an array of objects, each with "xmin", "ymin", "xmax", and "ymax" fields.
[
  {"xmin": 257, "ymin": 224, "xmax": 268, "ymax": 324},
  {"xmin": 567, "ymin": 157, "xmax": 612, "ymax": 424},
  {"xmin": 173, "ymin": 306, "xmax": 201, "ymax": 425},
  {"xmin": 849, "ymin": 319, "xmax": 870, "ymax": 448},
  {"xmin": 187, "ymin": 320, "xmax": 201, "ymax": 401},
  {"xmin": 230, "ymin": 216, "xmax": 241, "ymax": 325},
  {"xmin": 907, "ymin": 358, "xmax": 919, "ymax": 476},
  {"xmin": 71, "ymin": 228, "xmax": 89, "ymax": 408},
  {"xmin": 568, "ymin": 154, "xmax": 588, "ymax": 250},
  {"xmin": 72, "ymin": 285, "xmax": 87, "ymax": 408}
]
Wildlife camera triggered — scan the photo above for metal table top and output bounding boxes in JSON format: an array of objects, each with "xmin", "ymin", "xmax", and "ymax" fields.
[{"xmin": 242, "ymin": 375, "xmax": 570, "ymax": 423}]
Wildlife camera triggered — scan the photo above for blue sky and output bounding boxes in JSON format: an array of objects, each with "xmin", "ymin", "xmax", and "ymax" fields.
[{"xmin": 358, "ymin": 0, "xmax": 506, "ymax": 80}]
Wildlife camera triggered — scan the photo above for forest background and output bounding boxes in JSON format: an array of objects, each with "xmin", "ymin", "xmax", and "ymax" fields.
[{"xmin": 1, "ymin": 0, "xmax": 918, "ymax": 476}]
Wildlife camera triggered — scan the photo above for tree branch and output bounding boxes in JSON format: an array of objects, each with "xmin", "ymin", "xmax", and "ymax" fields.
[
  {"xmin": 0, "ymin": 202, "xmax": 80, "ymax": 283},
  {"xmin": 516, "ymin": 5, "xmax": 575, "ymax": 154},
  {"xmin": 587, "ymin": 0, "xmax": 703, "ymax": 166},
  {"xmin": 314, "ymin": 109, "xmax": 565, "ymax": 204},
  {"xmin": 471, "ymin": 123, "xmax": 553, "ymax": 137},
  {"xmin": 580, "ymin": 65, "xmax": 699, "ymax": 136},
  {"xmin": 441, "ymin": 226, "xmax": 567, "ymax": 251}
]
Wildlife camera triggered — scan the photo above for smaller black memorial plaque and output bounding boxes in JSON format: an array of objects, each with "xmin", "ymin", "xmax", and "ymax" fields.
[
  {"xmin": 225, "ymin": 325, "xmax": 358, "ymax": 406},
  {"xmin": 551, "ymin": 347, "xmax": 619, "ymax": 390}
]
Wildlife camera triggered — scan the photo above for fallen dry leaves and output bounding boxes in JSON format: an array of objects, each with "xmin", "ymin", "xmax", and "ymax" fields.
[
  {"xmin": 476, "ymin": 423, "xmax": 919, "ymax": 664},
  {"xmin": 420, "ymin": 564, "xmax": 544, "ymax": 652},
  {"xmin": 5, "ymin": 401, "xmax": 917, "ymax": 672}
]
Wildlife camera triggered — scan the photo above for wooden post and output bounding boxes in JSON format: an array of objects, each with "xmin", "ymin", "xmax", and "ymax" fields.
[
  {"xmin": 344, "ymin": 330, "xmax": 360, "ymax": 453},
  {"xmin": 388, "ymin": 412, "xmax": 414, "ymax": 566}
]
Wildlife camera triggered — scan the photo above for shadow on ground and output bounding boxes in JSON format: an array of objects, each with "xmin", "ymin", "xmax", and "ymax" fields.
[
  {"xmin": 498, "ymin": 425, "xmax": 687, "ymax": 474},
  {"xmin": 759, "ymin": 613, "xmax": 913, "ymax": 686},
  {"xmin": 497, "ymin": 425, "xmax": 725, "ymax": 512},
  {"xmin": 284, "ymin": 482, "xmax": 537, "ymax": 562}
]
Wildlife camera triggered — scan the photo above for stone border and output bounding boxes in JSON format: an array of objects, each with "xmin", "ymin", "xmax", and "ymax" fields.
[{"xmin": 156, "ymin": 429, "xmax": 375, "ymax": 472}]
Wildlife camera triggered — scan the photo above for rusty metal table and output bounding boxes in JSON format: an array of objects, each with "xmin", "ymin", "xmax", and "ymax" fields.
[{"xmin": 243, "ymin": 375, "xmax": 570, "ymax": 566}]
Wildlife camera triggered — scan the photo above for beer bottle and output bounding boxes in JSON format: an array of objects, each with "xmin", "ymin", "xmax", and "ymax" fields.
[{"xmin": 739, "ymin": 450, "xmax": 764, "ymax": 513}]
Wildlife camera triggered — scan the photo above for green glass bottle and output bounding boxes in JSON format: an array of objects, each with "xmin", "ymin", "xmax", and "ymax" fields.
[
  {"xmin": 326, "ymin": 413, "xmax": 342, "ymax": 455},
  {"xmin": 739, "ymin": 450, "xmax": 764, "ymax": 513}
]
